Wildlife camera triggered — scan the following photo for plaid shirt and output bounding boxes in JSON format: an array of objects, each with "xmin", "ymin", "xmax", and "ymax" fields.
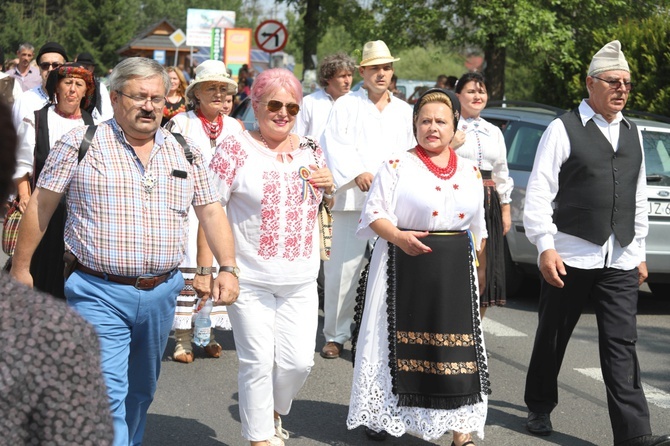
[{"xmin": 37, "ymin": 119, "xmax": 219, "ymax": 276}]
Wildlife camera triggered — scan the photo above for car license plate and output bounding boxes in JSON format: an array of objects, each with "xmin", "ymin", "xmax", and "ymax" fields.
[{"xmin": 648, "ymin": 200, "xmax": 670, "ymax": 217}]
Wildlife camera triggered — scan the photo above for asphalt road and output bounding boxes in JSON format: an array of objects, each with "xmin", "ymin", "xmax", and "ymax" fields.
[{"xmin": 144, "ymin": 277, "xmax": 670, "ymax": 446}]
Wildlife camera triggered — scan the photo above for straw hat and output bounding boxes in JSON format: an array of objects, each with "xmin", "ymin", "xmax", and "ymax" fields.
[
  {"xmin": 358, "ymin": 40, "xmax": 400, "ymax": 67},
  {"xmin": 184, "ymin": 60, "xmax": 238, "ymax": 98}
]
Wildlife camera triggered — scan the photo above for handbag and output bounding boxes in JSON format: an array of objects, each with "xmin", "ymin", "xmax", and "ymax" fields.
[
  {"xmin": 318, "ymin": 200, "xmax": 333, "ymax": 261},
  {"xmin": 2, "ymin": 200, "xmax": 22, "ymax": 256}
]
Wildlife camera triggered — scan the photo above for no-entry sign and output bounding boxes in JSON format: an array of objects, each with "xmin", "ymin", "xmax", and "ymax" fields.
[{"xmin": 254, "ymin": 19, "xmax": 288, "ymax": 53}]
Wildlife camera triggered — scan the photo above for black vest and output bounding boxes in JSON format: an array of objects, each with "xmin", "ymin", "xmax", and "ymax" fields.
[{"xmin": 553, "ymin": 108, "xmax": 642, "ymax": 247}]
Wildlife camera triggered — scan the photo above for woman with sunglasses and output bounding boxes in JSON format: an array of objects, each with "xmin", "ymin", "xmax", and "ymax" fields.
[
  {"xmin": 164, "ymin": 60, "xmax": 243, "ymax": 364},
  {"xmin": 13, "ymin": 62, "xmax": 96, "ymax": 298},
  {"xmin": 206, "ymin": 67, "xmax": 335, "ymax": 446}
]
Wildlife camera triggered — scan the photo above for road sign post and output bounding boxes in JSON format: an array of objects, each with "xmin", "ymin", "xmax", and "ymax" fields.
[{"xmin": 170, "ymin": 28, "xmax": 186, "ymax": 66}]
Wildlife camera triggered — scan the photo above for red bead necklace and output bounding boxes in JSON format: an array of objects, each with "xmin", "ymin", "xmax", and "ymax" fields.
[
  {"xmin": 196, "ymin": 109, "xmax": 223, "ymax": 141},
  {"xmin": 415, "ymin": 145, "xmax": 457, "ymax": 180}
]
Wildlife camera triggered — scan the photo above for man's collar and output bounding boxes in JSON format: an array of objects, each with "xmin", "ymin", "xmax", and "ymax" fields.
[{"xmin": 578, "ymin": 99, "xmax": 630, "ymax": 128}]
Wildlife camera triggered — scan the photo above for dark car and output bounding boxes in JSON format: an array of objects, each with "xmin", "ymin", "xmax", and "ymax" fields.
[{"xmin": 481, "ymin": 102, "xmax": 670, "ymax": 297}]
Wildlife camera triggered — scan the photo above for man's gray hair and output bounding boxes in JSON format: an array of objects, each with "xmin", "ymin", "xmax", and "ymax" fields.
[
  {"xmin": 109, "ymin": 57, "xmax": 169, "ymax": 95},
  {"xmin": 318, "ymin": 53, "xmax": 356, "ymax": 88},
  {"xmin": 17, "ymin": 42, "xmax": 34, "ymax": 53}
]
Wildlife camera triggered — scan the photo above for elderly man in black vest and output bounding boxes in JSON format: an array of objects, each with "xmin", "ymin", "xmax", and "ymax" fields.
[{"xmin": 522, "ymin": 41, "xmax": 669, "ymax": 446}]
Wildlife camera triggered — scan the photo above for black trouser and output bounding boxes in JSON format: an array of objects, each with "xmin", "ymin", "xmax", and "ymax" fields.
[{"xmin": 524, "ymin": 264, "xmax": 651, "ymax": 443}]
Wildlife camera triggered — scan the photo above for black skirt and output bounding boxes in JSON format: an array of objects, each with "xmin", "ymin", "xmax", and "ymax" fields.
[{"xmin": 481, "ymin": 170, "xmax": 506, "ymax": 307}]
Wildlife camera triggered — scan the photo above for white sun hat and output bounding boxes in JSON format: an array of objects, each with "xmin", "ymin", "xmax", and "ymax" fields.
[{"xmin": 184, "ymin": 60, "xmax": 238, "ymax": 99}]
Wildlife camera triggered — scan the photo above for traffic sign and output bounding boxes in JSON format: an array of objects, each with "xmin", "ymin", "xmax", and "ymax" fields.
[
  {"xmin": 169, "ymin": 28, "xmax": 187, "ymax": 47},
  {"xmin": 254, "ymin": 20, "xmax": 288, "ymax": 54}
]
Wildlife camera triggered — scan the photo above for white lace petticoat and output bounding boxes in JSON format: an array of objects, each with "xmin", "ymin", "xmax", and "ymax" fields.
[{"xmin": 347, "ymin": 359, "xmax": 487, "ymax": 441}]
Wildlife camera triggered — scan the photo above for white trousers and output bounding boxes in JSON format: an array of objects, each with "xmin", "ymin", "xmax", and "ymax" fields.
[
  {"xmin": 228, "ymin": 280, "xmax": 318, "ymax": 441},
  {"xmin": 323, "ymin": 210, "xmax": 370, "ymax": 344}
]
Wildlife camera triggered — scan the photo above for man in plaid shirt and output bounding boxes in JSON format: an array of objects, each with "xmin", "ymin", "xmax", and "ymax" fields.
[{"xmin": 11, "ymin": 57, "xmax": 239, "ymax": 446}]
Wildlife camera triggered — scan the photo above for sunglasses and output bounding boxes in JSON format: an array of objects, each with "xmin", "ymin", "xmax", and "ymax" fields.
[
  {"xmin": 262, "ymin": 100, "xmax": 300, "ymax": 116},
  {"xmin": 39, "ymin": 62, "xmax": 62, "ymax": 70}
]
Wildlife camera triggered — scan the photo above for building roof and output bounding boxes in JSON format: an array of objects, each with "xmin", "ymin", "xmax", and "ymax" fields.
[{"xmin": 117, "ymin": 18, "xmax": 199, "ymax": 56}]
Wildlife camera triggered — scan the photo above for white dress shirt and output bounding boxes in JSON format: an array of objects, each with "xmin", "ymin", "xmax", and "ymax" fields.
[
  {"xmin": 523, "ymin": 100, "xmax": 647, "ymax": 270},
  {"xmin": 294, "ymin": 88, "xmax": 345, "ymax": 140},
  {"xmin": 457, "ymin": 116, "xmax": 514, "ymax": 203},
  {"xmin": 321, "ymin": 88, "xmax": 415, "ymax": 212},
  {"xmin": 12, "ymin": 85, "xmax": 49, "ymax": 131}
]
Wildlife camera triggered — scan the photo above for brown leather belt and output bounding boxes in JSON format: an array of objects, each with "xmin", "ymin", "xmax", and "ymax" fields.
[{"xmin": 76, "ymin": 264, "xmax": 174, "ymax": 290}]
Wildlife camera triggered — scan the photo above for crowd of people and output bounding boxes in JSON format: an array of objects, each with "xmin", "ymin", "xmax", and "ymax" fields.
[{"xmin": 0, "ymin": 37, "xmax": 668, "ymax": 446}]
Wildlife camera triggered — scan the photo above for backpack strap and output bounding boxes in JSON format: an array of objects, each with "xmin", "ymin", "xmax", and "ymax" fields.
[
  {"xmin": 171, "ymin": 132, "xmax": 193, "ymax": 165},
  {"xmin": 79, "ymin": 125, "xmax": 98, "ymax": 162},
  {"xmin": 76, "ymin": 127, "xmax": 193, "ymax": 165}
]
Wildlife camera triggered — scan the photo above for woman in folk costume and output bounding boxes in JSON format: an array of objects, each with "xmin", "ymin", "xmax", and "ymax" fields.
[
  {"xmin": 165, "ymin": 60, "xmax": 243, "ymax": 363},
  {"xmin": 13, "ymin": 62, "xmax": 96, "ymax": 299},
  {"xmin": 348, "ymin": 88, "xmax": 490, "ymax": 446},
  {"xmin": 455, "ymin": 72, "xmax": 513, "ymax": 316}
]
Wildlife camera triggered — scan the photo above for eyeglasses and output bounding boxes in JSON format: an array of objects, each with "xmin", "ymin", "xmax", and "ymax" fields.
[
  {"xmin": 262, "ymin": 100, "xmax": 300, "ymax": 116},
  {"xmin": 39, "ymin": 62, "xmax": 62, "ymax": 70},
  {"xmin": 116, "ymin": 91, "xmax": 166, "ymax": 107},
  {"xmin": 592, "ymin": 76, "xmax": 634, "ymax": 91}
]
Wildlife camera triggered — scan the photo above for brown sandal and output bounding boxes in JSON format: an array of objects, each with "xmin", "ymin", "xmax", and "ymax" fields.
[
  {"xmin": 173, "ymin": 351, "xmax": 194, "ymax": 363},
  {"xmin": 204, "ymin": 342, "xmax": 222, "ymax": 358}
]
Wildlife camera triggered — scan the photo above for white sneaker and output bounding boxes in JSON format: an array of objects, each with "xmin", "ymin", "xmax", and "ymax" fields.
[
  {"xmin": 265, "ymin": 436, "xmax": 284, "ymax": 446},
  {"xmin": 274, "ymin": 416, "xmax": 289, "ymax": 440}
]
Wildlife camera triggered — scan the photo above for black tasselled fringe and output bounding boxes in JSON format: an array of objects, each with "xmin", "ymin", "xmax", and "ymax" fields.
[
  {"xmin": 468, "ymin": 233, "xmax": 491, "ymax": 396},
  {"xmin": 351, "ymin": 252, "xmax": 372, "ymax": 368},
  {"xmin": 386, "ymin": 242, "xmax": 398, "ymax": 395}
]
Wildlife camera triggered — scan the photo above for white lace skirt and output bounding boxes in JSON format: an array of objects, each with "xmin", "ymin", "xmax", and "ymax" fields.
[{"xmin": 347, "ymin": 243, "xmax": 487, "ymax": 441}]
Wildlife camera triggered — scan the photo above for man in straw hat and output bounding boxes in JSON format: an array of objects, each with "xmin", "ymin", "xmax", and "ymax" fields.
[
  {"xmin": 320, "ymin": 39, "xmax": 414, "ymax": 427},
  {"xmin": 522, "ymin": 40, "xmax": 670, "ymax": 446},
  {"xmin": 11, "ymin": 57, "xmax": 239, "ymax": 446}
]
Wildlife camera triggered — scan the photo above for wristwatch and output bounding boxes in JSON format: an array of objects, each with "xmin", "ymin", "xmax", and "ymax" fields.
[
  {"xmin": 219, "ymin": 266, "xmax": 240, "ymax": 279},
  {"xmin": 195, "ymin": 266, "xmax": 214, "ymax": 275}
]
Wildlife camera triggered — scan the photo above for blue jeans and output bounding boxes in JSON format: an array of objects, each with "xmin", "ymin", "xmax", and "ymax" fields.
[{"xmin": 65, "ymin": 269, "xmax": 182, "ymax": 446}]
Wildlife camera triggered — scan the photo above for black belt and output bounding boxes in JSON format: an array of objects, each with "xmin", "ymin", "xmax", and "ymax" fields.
[{"xmin": 77, "ymin": 264, "xmax": 174, "ymax": 290}]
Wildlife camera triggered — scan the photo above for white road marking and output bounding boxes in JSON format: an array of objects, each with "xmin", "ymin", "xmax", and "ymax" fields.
[
  {"xmin": 575, "ymin": 368, "xmax": 670, "ymax": 409},
  {"xmin": 482, "ymin": 318, "xmax": 528, "ymax": 337}
]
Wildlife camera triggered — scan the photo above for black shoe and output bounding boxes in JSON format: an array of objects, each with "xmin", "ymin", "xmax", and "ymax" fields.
[
  {"xmin": 526, "ymin": 412, "xmax": 552, "ymax": 436},
  {"xmin": 615, "ymin": 434, "xmax": 670, "ymax": 446},
  {"xmin": 365, "ymin": 427, "xmax": 388, "ymax": 441}
]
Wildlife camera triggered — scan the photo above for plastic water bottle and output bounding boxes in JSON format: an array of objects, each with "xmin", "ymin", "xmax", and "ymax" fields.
[{"xmin": 193, "ymin": 299, "xmax": 213, "ymax": 347}]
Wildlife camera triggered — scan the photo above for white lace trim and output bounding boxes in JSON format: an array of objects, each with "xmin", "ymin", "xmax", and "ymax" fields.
[{"xmin": 347, "ymin": 359, "xmax": 487, "ymax": 441}]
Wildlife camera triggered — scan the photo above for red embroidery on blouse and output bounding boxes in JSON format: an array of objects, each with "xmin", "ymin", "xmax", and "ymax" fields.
[
  {"xmin": 258, "ymin": 171, "xmax": 281, "ymax": 259},
  {"xmin": 210, "ymin": 136, "xmax": 247, "ymax": 187},
  {"xmin": 389, "ymin": 159, "xmax": 400, "ymax": 168},
  {"xmin": 458, "ymin": 212, "xmax": 465, "ymax": 219},
  {"xmin": 432, "ymin": 211, "xmax": 439, "ymax": 217},
  {"xmin": 453, "ymin": 184, "xmax": 459, "ymax": 190},
  {"xmin": 436, "ymin": 186, "xmax": 442, "ymax": 191}
]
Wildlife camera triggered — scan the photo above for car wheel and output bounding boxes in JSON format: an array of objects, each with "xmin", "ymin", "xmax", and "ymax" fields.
[
  {"xmin": 648, "ymin": 282, "xmax": 670, "ymax": 298},
  {"xmin": 504, "ymin": 239, "xmax": 524, "ymax": 297}
]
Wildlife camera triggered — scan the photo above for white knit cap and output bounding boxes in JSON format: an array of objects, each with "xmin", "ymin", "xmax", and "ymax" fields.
[{"xmin": 588, "ymin": 40, "xmax": 629, "ymax": 76}]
